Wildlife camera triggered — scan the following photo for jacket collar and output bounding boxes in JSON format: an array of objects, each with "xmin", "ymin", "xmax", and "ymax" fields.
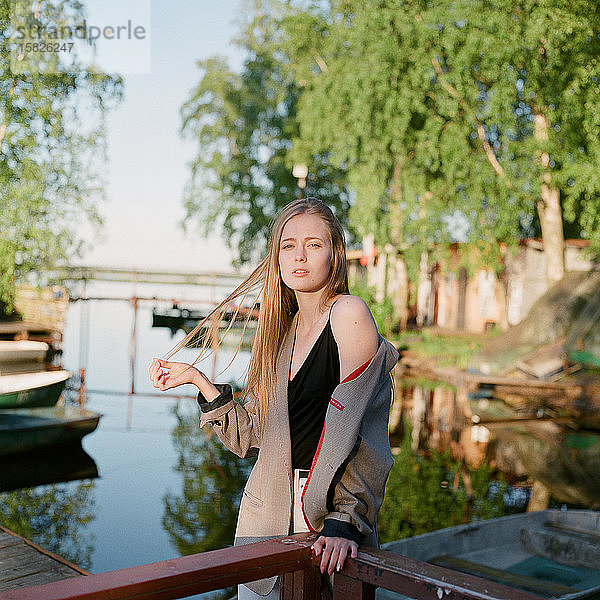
[{"xmin": 270, "ymin": 312, "xmax": 299, "ymax": 472}]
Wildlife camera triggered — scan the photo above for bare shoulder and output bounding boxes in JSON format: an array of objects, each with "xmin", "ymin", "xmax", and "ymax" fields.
[
  {"xmin": 330, "ymin": 294, "xmax": 375, "ymax": 325},
  {"xmin": 330, "ymin": 295, "xmax": 378, "ymax": 377}
]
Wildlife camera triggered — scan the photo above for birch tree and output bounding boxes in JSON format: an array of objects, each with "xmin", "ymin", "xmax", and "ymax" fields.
[
  {"xmin": 181, "ymin": 5, "xmax": 351, "ymax": 265},
  {"xmin": 281, "ymin": 0, "xmax": 600, "ymax": 285},
  {"xmin": 0, "ymin": 0, "xmax": 122, "ymax": 311}
]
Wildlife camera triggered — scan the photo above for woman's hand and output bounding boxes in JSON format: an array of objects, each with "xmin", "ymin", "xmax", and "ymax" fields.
[
  {"xmin": 149, "ymin": 358, "xmax": 200, "ymax": 391},
  {"xmin": 312, "ymin": 536, "xmax": 358, "ymax": 576}
]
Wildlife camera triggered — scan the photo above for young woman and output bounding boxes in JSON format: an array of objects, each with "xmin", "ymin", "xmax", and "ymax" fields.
[{"xmin": 149, "ymin": 198, "xmax": 398, "ymax": 599}]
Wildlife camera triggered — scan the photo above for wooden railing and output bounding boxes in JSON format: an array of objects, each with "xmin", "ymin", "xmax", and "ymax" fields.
[{"xmin": 3, "ymin": 533, "xmax": 545, "ymax": 600}]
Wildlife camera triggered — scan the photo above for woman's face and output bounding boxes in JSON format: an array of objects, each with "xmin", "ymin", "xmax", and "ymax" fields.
[{"xmin": 278, "ymin": 213, "xmax": 332, "ymax": 294}]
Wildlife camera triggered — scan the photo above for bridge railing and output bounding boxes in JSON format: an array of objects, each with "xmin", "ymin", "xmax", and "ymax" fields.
[{"xmin": 3, "ymin": 533, "xmax": 544, "ymax": 600}]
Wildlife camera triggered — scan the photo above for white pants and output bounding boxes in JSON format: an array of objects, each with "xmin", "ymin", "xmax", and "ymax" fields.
[{"xmin": 238, "ymin": 469, "xmax": 310, "ymax": 599}]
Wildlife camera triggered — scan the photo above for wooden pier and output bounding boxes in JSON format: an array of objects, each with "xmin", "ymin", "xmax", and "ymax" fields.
[{"xmin": 0, "ymin": 526, "xmax": 87, "ymax": 592}]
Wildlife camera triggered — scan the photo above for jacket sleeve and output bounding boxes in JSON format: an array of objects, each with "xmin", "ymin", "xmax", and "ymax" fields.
[
  {"xmin": 320, "ymin": 434, "xmax": 391, "ymax": 544},
  {"xmin": 198, "ymin": 384, "xmax": 260, "ymax": 458}
]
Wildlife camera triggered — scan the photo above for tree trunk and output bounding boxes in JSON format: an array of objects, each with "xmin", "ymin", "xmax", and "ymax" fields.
[
  {"xmin": 374, "ymin": 250, "xmax": 387, "ymax": 305},
  {"xmin": 387, "ymin": 162, "xmax": 409, "ymax": 328},
  {"xmin": 416, "ymin": 251, "xmax": 431, "ymax": 327},
  {"xmin": 387, "ymin": 248, "xmax": 409, "ymax": 330},
  {"xmin": 537, "ymin": 188, "xmax": 564, "ymax": 284},
  {"xmin": 416, "ymin": 192, "xmax": 432, "ymax": 327},
  {"xmin": 534, "ymin": 113, "xmax": 565, "ymax": 284},
  {"xmin": 0, "ymin": 79, "xmax": 17, "ymax": 152}
]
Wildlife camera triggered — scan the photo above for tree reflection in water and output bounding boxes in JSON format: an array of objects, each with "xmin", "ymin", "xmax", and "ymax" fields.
[
  {"xmin": 378, "ymin": 421, "xmax": 526, "ymax": 544},
  {"xmin": 0, "ymin": 481, "xmax": 95, "ymax": 570},
  {"xmin": 163, "ymin": 400, "xmax": 254, "ymax": 600}
]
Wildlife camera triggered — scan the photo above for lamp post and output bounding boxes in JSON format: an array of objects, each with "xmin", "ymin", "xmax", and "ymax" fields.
[{"xmin": 292, "ymin": 164, "xmax": 308, "ymax": 199}]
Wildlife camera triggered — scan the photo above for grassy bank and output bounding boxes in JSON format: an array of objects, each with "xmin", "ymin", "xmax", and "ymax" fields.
[{"xmin": 391, "ymin": 328, "xmax": 485, "ymax": 369}]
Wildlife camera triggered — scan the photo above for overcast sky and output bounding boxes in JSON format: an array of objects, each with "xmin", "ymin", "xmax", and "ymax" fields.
[{"xmin": 76, "ymin": 0, "xmax": 246, "ymax": 272}]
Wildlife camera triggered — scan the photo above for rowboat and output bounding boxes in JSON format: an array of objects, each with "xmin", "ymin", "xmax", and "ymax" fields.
[
  {"xmin": 380, "ymin": 510, "xmax": 600, "ymax": 599},
  {"xmin": 0, "ymin": 370, "xmax": 72, "ymax": 408},
  {"xmin": 0, "ymin": 406, "xmax": 101, "ymax": 456},
  {"xmin": 0, "ymin": 340, "xmax": 49, "ymax": 374},
  {"xmin": 152, "ymin": 305, "xmax": 258, "ymax": 335}
]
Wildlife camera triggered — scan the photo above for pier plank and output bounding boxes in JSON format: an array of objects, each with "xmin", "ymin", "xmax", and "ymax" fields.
[{"xmin": 0, "ymin": 527, "xmax": 87, "ymax": 591}]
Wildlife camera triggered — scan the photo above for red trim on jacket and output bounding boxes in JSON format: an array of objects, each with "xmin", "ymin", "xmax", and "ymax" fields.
[
  {"xmin": 301, "ymin": 424, "xmax": 325, "ymax": 531},
  {"xmin": 329, "ymin": 398, "xmax": 344, "ymax": 411},
  {"xmin": 340, "ymin": 356, "xmax": 372, "ymax": 383},
  {"xmin": 299, "ymin": 354, "xmax": 374, "ymax": 531}
]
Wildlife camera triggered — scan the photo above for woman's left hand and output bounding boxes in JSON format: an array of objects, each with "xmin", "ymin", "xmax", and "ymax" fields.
[
  {"xmin": 312, "ymin": 536, "xmax": 358, "ymax": 575},
  {"xmin": 149, "ymin": 358, "xmax": 199, "ymax": 391}
]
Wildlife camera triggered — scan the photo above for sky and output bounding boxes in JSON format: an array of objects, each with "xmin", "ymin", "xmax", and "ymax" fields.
[{"xmin": 76, "ymin": 0, "xmax": 246, "ymax": 272}]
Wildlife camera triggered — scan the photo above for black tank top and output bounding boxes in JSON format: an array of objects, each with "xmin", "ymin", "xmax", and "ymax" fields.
[{"xmin": 288, "ymin": 304, "xmax": 340, "ymax": 470}]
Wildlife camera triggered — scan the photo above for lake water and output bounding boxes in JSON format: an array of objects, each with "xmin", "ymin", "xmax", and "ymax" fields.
[{"xmin": 0, "ymin": 282, "xmax": 252, "ymax": 598}]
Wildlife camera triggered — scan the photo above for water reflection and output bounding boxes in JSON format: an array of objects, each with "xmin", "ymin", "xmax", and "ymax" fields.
[
  {"xmin": 163, "ymin": 402, "xmax": 254, "ymax": 554},
  {"xmin": 391, "ymin": 377, "xmax": 600, "ymax": 512},
  {"xmin": 163, "ymin": 401, "xmax": 254, "ymax": 599},
  {"xmin": 496, "ymin": 423, "xmax": 600, "ymax": 507},
  {"xmin": 0, "ymin": 443, "xmax": 98, "ymax": 492},
  {"xmin": 0, "ymin": 480, "xmax": 96, "ymax": 570},
  {"xmin": 379, "ymin": 419, "xmax": 524, "ymax": 544}
]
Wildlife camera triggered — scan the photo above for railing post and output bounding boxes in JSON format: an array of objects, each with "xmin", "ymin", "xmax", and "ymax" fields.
[
  {"xmin": 281, "ymin": 566, "xmax": 321, "ymax": 599},
  {"xmin": 332, "ymin": 572, "xmax": 375, "ymax": 600}
]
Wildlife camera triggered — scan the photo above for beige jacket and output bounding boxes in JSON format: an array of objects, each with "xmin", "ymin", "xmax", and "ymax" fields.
[{"xmin": 200, "ymin": 313, "xmax": 398, "ymax": 595}]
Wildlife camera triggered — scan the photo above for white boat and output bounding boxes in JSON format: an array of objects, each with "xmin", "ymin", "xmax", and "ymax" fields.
[
  {"xmin": 379, "ymin": 510, "xmax": 600, "ymax": 599},
  {"xmin": 0, "ymin": 370, "xmax": 72, "ymax": 408},
  {"xmin": 0, "ymin": 340, "xmax": 49, "ymax": 374}
]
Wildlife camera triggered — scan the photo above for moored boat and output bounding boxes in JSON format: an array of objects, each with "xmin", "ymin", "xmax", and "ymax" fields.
[
  {"xmin": 0, "ymin": 340, "xmax": 49, "ymax": 374},
  {"xmin": 380, "ymin": 510, "xmax": 600, "ymax": 599},
  {"xmin": 152, "ymin": 305, "xmax": 258, "ymax": 335},
  {"xmin": 0, "ymin": 370, "xmax": 72, "ymax": 408},
  {"xmin": 0, "ymin": 406, "xmax": 101, "ymax": 456}
]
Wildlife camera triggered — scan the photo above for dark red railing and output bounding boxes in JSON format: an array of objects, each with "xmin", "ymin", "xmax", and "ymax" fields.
[{"xmin": 3, "ymin": 533, "xmax": 544, "ymax": 600}]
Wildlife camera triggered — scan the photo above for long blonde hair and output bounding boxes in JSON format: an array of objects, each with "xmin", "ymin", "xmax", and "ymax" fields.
[{"xmin": 168, "ymin": 198, "xmax": 349, "ymax": 429}]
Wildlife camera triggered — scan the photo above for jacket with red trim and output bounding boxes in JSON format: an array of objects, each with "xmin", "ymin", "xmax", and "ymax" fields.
[
  {"xmin": 198, "ymin": 313, "xmax": 398, "ymax": 595},
  {"xmin": 301, "ymin": 334, "xmax": 398, "ymax": 544}
]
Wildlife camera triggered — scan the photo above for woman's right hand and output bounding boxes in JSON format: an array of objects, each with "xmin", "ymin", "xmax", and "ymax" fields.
[{"xmin": 149, "ymin": 358, "xmax": 200, "ymax": 391}]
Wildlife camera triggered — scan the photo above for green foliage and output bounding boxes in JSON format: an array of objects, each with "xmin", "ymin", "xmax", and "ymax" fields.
[
  {"xmin": 349, "ymin": 279, "xmax": 394, "ymax": 335},
  {"xmin": 183, "ymin": 0, "xmax": 600, "ymax": 283},
  {"xmin": 0, "ymin": 0, "xmax": 123, "ymax": 312},
  {"xmin": 378, "ymin": 425, "xmax": 515, "ymax": 543},
  {"xmin": 394, "ymin": 329, "xmax": 484, "ymax": 368},
  {"xmin": 180, "ymin": 3, "xmax": 352, "ymax": 265},
  {"xmin": 0, "ymin": 482, "xmax": 96, "ymax": 569},
  {"xmin": 278, "ymin": 0, "xmax": 600, "ymax": 267}
]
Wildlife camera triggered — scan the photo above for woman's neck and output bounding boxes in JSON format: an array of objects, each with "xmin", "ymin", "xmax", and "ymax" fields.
[{"xmin": 295, "ymin": 289, "xmax": 334, "ymax": 330}]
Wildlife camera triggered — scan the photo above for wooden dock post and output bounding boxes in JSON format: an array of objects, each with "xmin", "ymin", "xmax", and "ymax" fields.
[
  {"xmin": 78, "ymin": 367, "xmax": 86, "ymax": 408},
  {"xmin": 129, "ymin": 295, "xmax": 138, "ymax": 396}
]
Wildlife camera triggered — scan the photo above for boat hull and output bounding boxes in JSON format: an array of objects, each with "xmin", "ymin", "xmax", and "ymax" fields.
[
  {"xmin": 0, "ymin": 340, "xmax": 49, "ymax": 366},
  {"xmin": 0, "ymin": 370, "xmax": 71, "ymax": 408},
  {"xmin": 380, "ymin": 510, "xmax": 600, "ymax": 600},
  {"xmin": 0, "ymin": 406, "xmax": 101, "ymax": 456}
]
